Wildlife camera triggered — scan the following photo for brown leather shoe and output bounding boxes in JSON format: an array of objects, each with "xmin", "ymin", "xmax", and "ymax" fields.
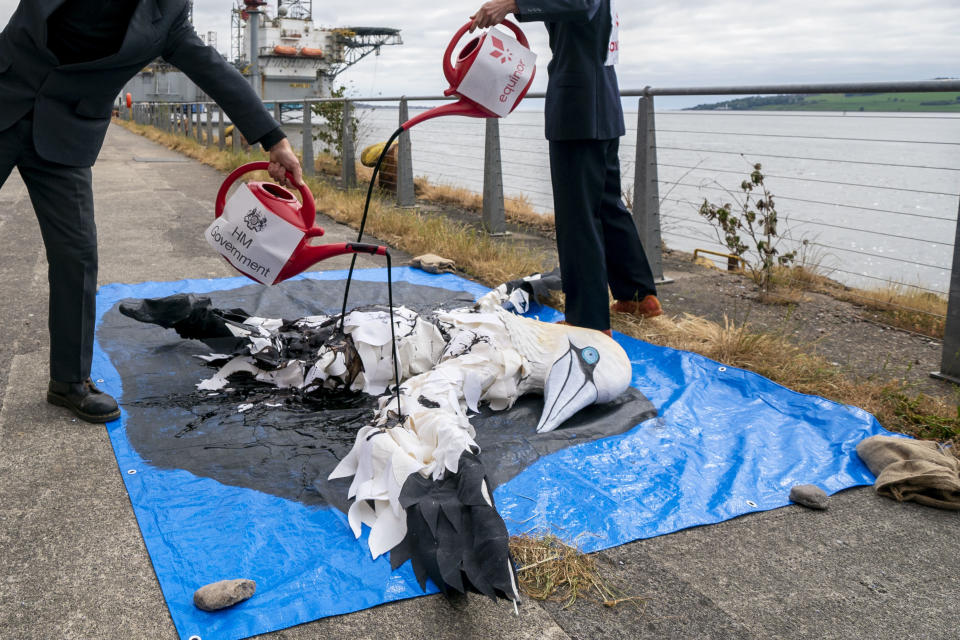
[
  {"xmin": 556, "ymin": 320, "xmax": 612, "ymax": 337},
  {"xmin": 611, "ymin": 295, "xmax": 663, "ymax": 319},
  {"xmin": 47, "ymin": 378, "xmax": 120, "ymax": 423}
]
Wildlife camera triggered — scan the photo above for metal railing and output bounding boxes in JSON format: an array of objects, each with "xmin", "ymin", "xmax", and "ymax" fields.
[{"xmin": 120, "ymin": 79, "xmax": 960, "ymax": 385}]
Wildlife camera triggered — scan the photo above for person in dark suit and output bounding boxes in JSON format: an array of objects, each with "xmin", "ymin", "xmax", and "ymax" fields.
[
  {"xmin": 0, "ymin": 0, "xmax": 303, "ymax": 422},
  {"xmin": 470, "ymin": 0, "xmax": 661, "ymax": 335}
]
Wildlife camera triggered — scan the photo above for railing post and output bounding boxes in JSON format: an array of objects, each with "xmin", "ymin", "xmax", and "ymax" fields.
[
  {"xmin": 341, "ymin": 100, "xmax": 356, "ymax": 189},
  {"xmin": 482, "ymin": 118, "xmax": 506, "ymax": 235},
  {"xmin": 302, "ymin": 101, "xmax": 315, "ymax": 177},
  {"xmin": 205, "ymin": 105, "xmax": 213, "ymax": 146},
  {"xmin": 274, "ymin": 101, "xmax": 282, "ymax": 124},
  {"xmin": 234, "ymin": 120, "xmax": 242, "ymax": 152},
  {"xmin": 218, "ymin": 106, "xmax": 225, "ymax": 150},
  {"xmin": 932, "ymin": 200, "xmax": 960, "ymax": 385},
  {"xmin": 633, "ymin": 93, "xmax": 669, "ymax": 283},
  {"xmin": 397, "ymin": 98, "xmax": 415, "ymax": 207}
]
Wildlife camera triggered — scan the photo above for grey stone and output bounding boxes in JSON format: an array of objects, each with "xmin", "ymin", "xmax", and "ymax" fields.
[
  {"xmin": 790, "ymin": 484, "xmax": 829, "ymax": 510},
  {"xmin": 193, "ymin": 579, "xmax": 256, "ymax": 611}
]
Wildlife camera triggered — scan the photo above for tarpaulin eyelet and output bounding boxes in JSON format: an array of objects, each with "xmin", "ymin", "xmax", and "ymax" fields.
[
  {"xmin": 189, "ymin": 636, "xmax": 202, "ymax": 640},
  {"xmin": 718, "ymin": 367, "xmax": 727, "ymax": 372},
  {"xmin": 127, "ymin": 469, "xmax": 137, "ymax": 475},
  {"xmin": 746, "ymin": 500, "xmax": 758, "ymax": 507}
]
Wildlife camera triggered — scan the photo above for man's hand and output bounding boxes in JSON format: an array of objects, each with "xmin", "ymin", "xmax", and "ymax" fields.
[
  {"xmin": 470, "ymin": 0, "xmax": 519, "ymax": 32},
  {"xmin": 267, "ymin": 138, "xmax": 304, "ymax": 187}
]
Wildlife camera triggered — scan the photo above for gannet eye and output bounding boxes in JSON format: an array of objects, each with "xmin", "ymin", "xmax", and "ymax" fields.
[{"xmin": 580, "ymin": 346, "xmax": 599, "ymax": 365}]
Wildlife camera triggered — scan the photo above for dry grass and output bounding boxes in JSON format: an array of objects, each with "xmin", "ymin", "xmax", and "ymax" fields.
[
  {"xmin": 772, "ymin": 265, "xmax": 947, "ymax": 338},
  {"xmin": 509, "ymin": 534, "xmax": 645, "ymax": 609},
  {"xmin": 414, "ymin": 178, "xmax": 556, "ymax": 233},
  {"xmin": 115, "ymin": 119, "xmax": 546, "ymax": 286}
]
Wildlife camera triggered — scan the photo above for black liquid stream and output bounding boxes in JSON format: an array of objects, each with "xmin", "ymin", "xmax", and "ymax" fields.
[{"xmin": 337, "ymin": 125, "xmax": 406, "ymax": 420}]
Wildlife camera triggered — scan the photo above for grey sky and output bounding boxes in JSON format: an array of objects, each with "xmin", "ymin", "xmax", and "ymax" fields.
[{"xmin": 2, "ymin": 1, "xmax": 958, "ymax": 108}]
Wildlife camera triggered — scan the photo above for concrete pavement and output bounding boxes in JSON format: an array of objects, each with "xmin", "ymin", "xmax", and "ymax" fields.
[{"xmin": 0, "ymin": 125, "xmax": 956, "ymax": 640}]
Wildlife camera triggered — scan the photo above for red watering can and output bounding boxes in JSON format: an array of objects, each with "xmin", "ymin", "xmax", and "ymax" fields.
[
  {"xmin": 401, "ymin": 20, "xmax": 537, "ymax": 130},
  {"xmin": 209, "ymin": 161, "xmax": 386, "ymax": 285}
]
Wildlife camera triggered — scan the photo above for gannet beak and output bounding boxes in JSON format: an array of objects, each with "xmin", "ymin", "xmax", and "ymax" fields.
[{"xmin": 536, "ymin": 341, "xmax": 600, "ymax": 433}]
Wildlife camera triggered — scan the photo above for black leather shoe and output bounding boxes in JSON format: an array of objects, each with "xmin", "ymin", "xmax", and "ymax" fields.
[{"xmin": 47, "ymin": 378, "xmax": 121, "ymax": 423}]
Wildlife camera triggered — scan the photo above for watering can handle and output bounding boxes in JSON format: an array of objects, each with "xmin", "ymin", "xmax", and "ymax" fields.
[
  {"xmin": 214, "ymin": 161, "xmax": 317, "ymax": 230},
  {"xmin": 442, "ymin": 20, "xmax": 530, "ymax": 86}
]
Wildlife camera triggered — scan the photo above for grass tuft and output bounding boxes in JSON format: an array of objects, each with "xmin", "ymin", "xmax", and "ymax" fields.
[{"xmin": 509, "ymin": 534, "xmax": 645, "ymax": 609}]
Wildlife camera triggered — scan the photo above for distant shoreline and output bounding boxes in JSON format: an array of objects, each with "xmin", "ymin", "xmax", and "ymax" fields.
[{"xmin": 686, "ymin": 91, "xmax": 960, "ymax": 112}]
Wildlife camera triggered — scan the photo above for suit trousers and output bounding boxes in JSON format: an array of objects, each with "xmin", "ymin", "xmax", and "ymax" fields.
[
  {"xmin": 0, "ymin": 117, "xmax": 97, "ymax": 383},
  {"xmin": 549, "ymin": 137, "xmax": 657, "ymax": 331}
]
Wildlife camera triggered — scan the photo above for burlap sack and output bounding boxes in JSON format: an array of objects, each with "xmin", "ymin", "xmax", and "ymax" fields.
[
  {"xmin": 856, "ymin": 435, "xmax": 960, "ymax": 510},
  {"xmin": 411, "ymin": 254, "xmax": 456, "ymax": 274}
]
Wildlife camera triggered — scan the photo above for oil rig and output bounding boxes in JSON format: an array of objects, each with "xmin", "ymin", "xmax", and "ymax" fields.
[{"xmin": 122, "ymin": 0, "xmax": 402, "ymax": 103}]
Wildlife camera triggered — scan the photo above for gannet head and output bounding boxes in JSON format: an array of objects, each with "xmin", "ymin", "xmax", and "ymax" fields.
[{"xmin": 536, "ymin": 327, "xmax": 632, "ymax": 433}]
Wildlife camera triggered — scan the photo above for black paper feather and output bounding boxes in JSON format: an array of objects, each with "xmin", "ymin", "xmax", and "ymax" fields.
[{"xmin": 394, "ymin": 452, "xmax": 518, "ymax": 602}]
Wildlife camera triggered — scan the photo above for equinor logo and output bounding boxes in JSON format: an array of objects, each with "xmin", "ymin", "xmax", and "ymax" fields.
[
  {"xmin": 499, "ymin": 57, "xmax": 527, "ymax": 103},
  {"xmin": 489, "ymin": 36, "xmax": 513, "ymax": 64}
]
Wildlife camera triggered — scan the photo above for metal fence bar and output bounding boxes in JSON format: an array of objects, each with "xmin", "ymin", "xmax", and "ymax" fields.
[
  {"xmin": 302, "ymin": 101, "xmax": 314, "ymax": 177},
  {"xmin": 218, "ymin": 106, "xmax": 225, "ymax": 150},
  {"xmin": 341, "ymin": 100, "xmax": 356, "ymax": 189},
  {"xmin": 205, "ymin": 106, "xmax": 212, "ymax": 146},
  {"xmin": 482, "ymin": 118, "xmax": 506, "ymax": 235},
  {"xmin": 933, "ymin": 201, "xmax": 960, "ymax": 384},
  {"xmin": 397, "ymin": 98, "xmax": 414, "ymax": 207},
  {"xmin": 233, "ymin": 118, "xmax": 241, "ymax": 152},
  {"xmin": 273, "ymin": 101, "xmax": 282, "ymax": 124},
  {"xmin": 633, "ymin": 95, "xmax": 668, "ymax": 283}
]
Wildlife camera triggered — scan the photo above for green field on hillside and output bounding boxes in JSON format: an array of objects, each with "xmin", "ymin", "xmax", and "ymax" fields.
[{"xmin": 689, "ymin": 92, "xmax": 960, "ymax": 112}]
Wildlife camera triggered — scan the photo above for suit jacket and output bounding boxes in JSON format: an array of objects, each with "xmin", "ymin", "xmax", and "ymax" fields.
[
  {"xmin": 0, "ymin": 0, "xmax": 277, "ymax": 167},
  {"xmin": 515, "ymin": 0, "xmax": 625, "ymax": 141}
]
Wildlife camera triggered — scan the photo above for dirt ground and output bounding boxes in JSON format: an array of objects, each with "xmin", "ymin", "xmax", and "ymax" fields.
[{"xmin": 413, "ymin": 201, "xmax": 958, "ymax": 405}]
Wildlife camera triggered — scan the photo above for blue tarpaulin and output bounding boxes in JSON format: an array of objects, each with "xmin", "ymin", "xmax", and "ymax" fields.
[{"xmin": 93, "ymin": 268, "xmax": 891, "ymax": 640}]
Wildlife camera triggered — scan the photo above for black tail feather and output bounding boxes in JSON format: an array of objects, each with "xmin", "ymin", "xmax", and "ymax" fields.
[{"xmin": 395, "ymin": 452, "xmax": 518, "ymax": 602}]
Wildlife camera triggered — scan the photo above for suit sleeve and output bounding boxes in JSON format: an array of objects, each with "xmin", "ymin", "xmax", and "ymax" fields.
[
  {"xmin": 514, "ymin": 0, "xmax": 602, "ymax": 22},
  {"xmin": 161, "ymin": 4, "xmax": 281, "ymax": 147}
]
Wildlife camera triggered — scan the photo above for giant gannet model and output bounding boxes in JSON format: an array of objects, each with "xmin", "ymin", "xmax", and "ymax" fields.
[{"xmin": 119, "ymin": 273, "xmax": 632, "ymax": 603}]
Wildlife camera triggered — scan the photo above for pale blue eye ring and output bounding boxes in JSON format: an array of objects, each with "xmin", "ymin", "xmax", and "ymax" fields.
[{"xmin": 581, "ymin": 347, "xmax": 599, "ymax": 365}]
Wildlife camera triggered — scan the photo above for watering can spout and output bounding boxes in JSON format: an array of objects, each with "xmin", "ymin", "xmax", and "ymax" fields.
[
  {"xmin": 401, "ymin": 100, "xmax": 494, "ymax": 130},
  {"xmin": 276, "ymin": 242, "xmax": 387, "ymax": 283}
]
